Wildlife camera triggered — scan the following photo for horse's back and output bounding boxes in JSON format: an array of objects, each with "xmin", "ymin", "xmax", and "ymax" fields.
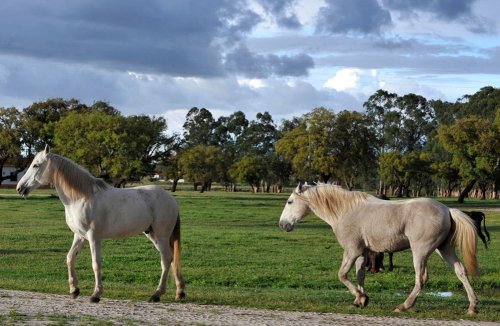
[{"xmin": 124, "ymin": 185, "xmax": 179, "ymax": 217}]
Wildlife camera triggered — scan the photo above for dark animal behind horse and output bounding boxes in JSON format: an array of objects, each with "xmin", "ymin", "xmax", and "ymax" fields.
[{"xmin": 464, "ymin": 211, "xmax": 490, "ymax": 249}]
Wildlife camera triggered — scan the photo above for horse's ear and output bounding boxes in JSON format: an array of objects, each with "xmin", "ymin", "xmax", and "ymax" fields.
[
  {"xmin": 295, "ymin": 183, "xmax": 303, "ymax": 193},
  {"xmin": 44, "ymin": 145, "xmax": 50, "ymax": 154}
]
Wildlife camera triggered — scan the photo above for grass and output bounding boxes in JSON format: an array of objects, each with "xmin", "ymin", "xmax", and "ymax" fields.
[{"xmin": 0, "ymin": 188, "xmax": 499, "ymax": 322}]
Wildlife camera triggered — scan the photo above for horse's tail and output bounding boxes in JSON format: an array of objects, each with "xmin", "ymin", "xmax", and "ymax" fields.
[
  {"xmin": 449, "ymin": 208, "xmax": 479, "ymax": 280},
  {"xmin": 170, "ymin": 213, "xmax": 185, "ymax": 299}
]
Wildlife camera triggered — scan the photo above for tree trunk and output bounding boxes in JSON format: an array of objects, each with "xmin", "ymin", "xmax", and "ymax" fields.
[
  {"xmin": 478, "ymin": 182, "xmax": 488, "ymax": 200},
  {"xmin": 171, "ymin": 177, "xmax": 180, "ymax": 192},
  {"xmin": 458, "ymin": 180, "xmax": 476, "ymax": 204}
]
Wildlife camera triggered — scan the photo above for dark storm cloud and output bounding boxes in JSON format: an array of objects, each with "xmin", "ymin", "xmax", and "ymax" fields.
[
  {"xmin": 224, "ymin": 45, "xmax": 314, "ymax": 78},
  {"xmin": 382, "ymin": 0, "xmax": 495, "ymax": 34},
  {"xmin": 256, "ymin": 0, "xmax": 302, "ymax": 29},
  {"xmin": 315, "ymin": 0, "xmax": 392, "ymax": 35},
  {"xmin": 0, "ymin": 0, "xmax": 311, "ymax": 78},
  {"xmin": 382, "ymin": 0, "xmax": 473, "ymax": 20}
]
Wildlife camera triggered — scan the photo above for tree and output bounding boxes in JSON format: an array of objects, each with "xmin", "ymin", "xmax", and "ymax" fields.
[
  {"xmin": 213, "ymin": 111, "xmax": 249, "ymax": 190},
  {"xmin": 328, "ymin": 110, "xmax": 377, "ymax": 190},
  {"xmin": 0, "ymin": 107, "xmax": 23, "ymax": 184},
  {"xmin": 230, "ymin": 156, "xmax": 268, "ymax": 193},
  {"xmin": 276, "ymin": 108, "xmax": 336, "ymax": 182},
  {"xmin": 183, "ymin": 107, "xmax": 216, "ymax": 147},
  {"xmin": 158, "ymin": 133, "xmax": 184, "ymax": 192},
  {"xmin": 438, "ymin": 116, "xmax": 496, "ymax": 202},
  {"xmin": 379, "ymin": 151, "xmax": 433, "ymax": 197},
  {"xmin": 237, "ymin": 112, "xmax": 278, "ymax": 157},
  {"xmin": 457, "ymin": 86, "xmax": 500, "ymax": 121},
  {"xmin": 275, "ymin": 122, "xmax": 311, "ymax": 181},
  {"xmin": 54, "ymin": 110, "xmax": 128, "ymax": 179},
  {"xmin": 20, "ymin": 98, "xmax": 73, "ymax": 155},
  {"xmin": 276, "ymin": 108, "xmax": 377, "ymax": 188},
  {"xmin": 54, "ymin": 110, "xmax": 169, "ymax": 182},
  {"xmin": 363, "ymin": 89, "xmax": 397, "ymax": 153},
  {"xmin": 178, "ymin": 145, "xmax": 224, "ymax": 192},
  {"xmin": 395, "ymin": 93, "xmax": 436, "ymax": 153},
  {"xmin": 121, "ymin": 115, "xmax": 168, "ymax": 180}
]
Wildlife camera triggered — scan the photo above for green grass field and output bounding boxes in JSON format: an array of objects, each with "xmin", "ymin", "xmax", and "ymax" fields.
[{"xmin": 0, "ymin": 188, "xmax": 499, "ymax": 322}]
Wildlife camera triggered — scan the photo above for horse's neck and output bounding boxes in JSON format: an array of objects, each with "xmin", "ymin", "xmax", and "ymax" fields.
[
  {"xmin": 54, "ymin": 184, "xmax": 77, "ymax": 206},
  {"xmin": 305, "ymin": 187, "xmax": 366, "ymax": 230},
  {"xmin": 49, "ymin": 155, "xmax": 101, "ymax": 204},
  {"xmin": 309, "ymin": 205, "xmax": 341, "ymax": 230},
  {"xmin": 305, "ymin": 194, "xmax": 341, "ymax": 229}
]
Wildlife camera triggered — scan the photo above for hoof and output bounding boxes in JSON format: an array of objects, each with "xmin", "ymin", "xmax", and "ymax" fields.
[
  {"xmin": 149, "ymin": 294, "xmax": 161, "ymax": 303},
  {"xmin": 394, "ymin": 304, "xmax": 406, "ymax": 313},
  {"xmin": 71, "ymin": 289, "xmax": 80, "ymax": 299},
  {"xmin": 467, "ymin": 307, "xmax": 478, "ymax": 315},
  {"xmin": 352, "ymin": 294, "xmax": 369, "ymax": 308},
  {"xmin": 359, "ymin": 294, "xmax": 369, "ymax": 307},
  {"xmin": 90, "ymin": 296, "xmax": 100, "ymax": 303},
  {"xmin": 175, "ymin": 292, "xmax": 186, "ymax": 300}
]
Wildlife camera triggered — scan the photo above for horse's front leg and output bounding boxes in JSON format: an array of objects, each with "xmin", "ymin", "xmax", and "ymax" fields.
[
  {"xmin": 67, "ymin": 234, "xmax": 85, "ymax": 298},
  {"xmin": 87, "ymin": 233, "xmax": 103, "ymax": 303},
  {"xmin": 338, "ymin": 251, "xmax": 369, "ymax": 308}
]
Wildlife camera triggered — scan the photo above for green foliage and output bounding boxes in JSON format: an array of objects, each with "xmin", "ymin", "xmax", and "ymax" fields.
[
  {"xmin": 229, "ymin": 156, "xmax": 268, "ymax": 192},
  {"xmin": 183, "ymin": 107, "xmax": 216, "ymax": 146},
  {"xmin": 54, "ymin": 110, "xmax": 168, "ymax": 181},
  {"xmin": 0, "ymin": 107, "xmax": 23, "ymax": 183},
  {"xmin": 379, "ymin": 151, "xmax": 434, "ymax": 197},
  {"xmin": 179, "ymin": 145, "xmax": 224, "ymax": 189},
  {"xmin": 276, "ymin": 108, "xmax": 377, "ymax": 187},
  {"xmin": 458, "ymin": 86, "xmax": 500, "ymax": 121},
  {"xmin": 2, "ymin": 86, "xmax": 500, "ymax": 196},
  {"xmin": 0, "ymin": 190, "xmax": 498, "ymax": 321},
  {"xmin": 438, "ymin": 116, "xmax": 495, "ymax": 182},
  {"xmin": 54, "ymin": 110, "xmax": 127, "ymax": 177}
]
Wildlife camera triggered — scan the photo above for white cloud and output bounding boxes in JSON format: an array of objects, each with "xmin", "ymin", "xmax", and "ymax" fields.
[
  {"xmin": 323, "ymin": 68, "xmax": 362, "ymax": 91},
  {"xmin": 237, "ymin": 78, "xmax": 267, "ymax": 89}
]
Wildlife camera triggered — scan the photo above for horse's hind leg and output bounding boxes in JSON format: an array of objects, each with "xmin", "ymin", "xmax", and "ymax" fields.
[
  {"xmin": 395, "ymin": 252, "xmax": 428, "ymax": 312},
  {"xmin": 67, "ymin": 234, "xmax": 85, "ymax": 298},
  {"xmin": 149, "ymin": 236, "xmax": 172, "ymax": 302},
  {"xmin": 355, "ymin": 255, "xmax": 367, "ymax": 296},
  {"xmin": 170, "ymin": 216, "xmax": 185, "ymax": 300},
  {"xmin": 339, "ymin": 251, "xmax": 368, "ymax": 308},
  {"xmin": 436, "ymin": 243, "xmax": 478, "ymax": 315},
  {"xmin": 388, "ymin": 252, "xmax": 394, "ymax": 271}
]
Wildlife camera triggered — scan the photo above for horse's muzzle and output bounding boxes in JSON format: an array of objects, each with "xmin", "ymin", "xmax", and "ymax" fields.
[
  {"xmin": 279, "ymin": 221, "xmax": 295, "ymax": 232},
  {"xmin": 16, "ymin": 184, "xmax": 30, "ymax": 197}
]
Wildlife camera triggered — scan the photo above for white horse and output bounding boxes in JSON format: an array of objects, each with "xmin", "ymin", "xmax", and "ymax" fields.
[
  {"xmin": 16, "ymin": 147, "xmax": 185, "ymax": 303},
  {"xmin": 279, "ymin": 183, "xmax": 479, "ymax": 315}
]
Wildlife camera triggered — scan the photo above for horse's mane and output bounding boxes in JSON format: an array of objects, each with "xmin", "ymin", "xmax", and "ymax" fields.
[
  {"xmin": 48, "ymin": 153, "xmax": 110, "ymax": 201},
  {"xmin": 303, "ymin": 184, "xmax": 370, "ymax": 223}
]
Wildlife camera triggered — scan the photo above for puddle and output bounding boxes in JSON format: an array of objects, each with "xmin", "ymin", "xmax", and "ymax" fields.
[{"xmin": 427, "ymin": 291, "xmax": 453, "ymax": 297}]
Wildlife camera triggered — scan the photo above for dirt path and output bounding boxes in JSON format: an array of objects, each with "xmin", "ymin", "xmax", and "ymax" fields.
[{"xmin": 0, "ymin": 289, "xmax": 497, "ymax": 325}]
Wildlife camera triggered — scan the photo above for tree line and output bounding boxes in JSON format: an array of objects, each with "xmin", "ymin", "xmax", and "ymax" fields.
[{"xmin": 1, "ymin": 86, "xmax": 499, "ymax": 202}]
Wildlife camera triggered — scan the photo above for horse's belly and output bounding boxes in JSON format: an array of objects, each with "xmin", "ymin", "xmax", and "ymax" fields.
[
  {"xmin": 101, "ymin": 204, "xmax": 153, "ymax": 238},
  {"xmin": 366, "ymin": 234, "xmax": 410, "ymax": 253}
]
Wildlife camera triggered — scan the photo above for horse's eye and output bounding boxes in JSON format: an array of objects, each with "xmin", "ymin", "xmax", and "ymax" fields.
[
  {"xmin": 287, "ymin": 200, "xmax": 293, "ymax": 205},
  {"xmin": 33, "ymin": 164, "xmax": 39, "ymax": 169}
]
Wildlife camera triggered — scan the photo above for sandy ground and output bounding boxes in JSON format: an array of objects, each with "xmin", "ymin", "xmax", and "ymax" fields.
[{"xmin": 0, "ymin": 289, "xmax": 497, "ymax": 325}]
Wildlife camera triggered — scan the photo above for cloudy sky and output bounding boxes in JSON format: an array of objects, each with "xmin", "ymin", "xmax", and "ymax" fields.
[{"xmin": 0, "ymin": 0, "xmax": 499, "ymax": 131}]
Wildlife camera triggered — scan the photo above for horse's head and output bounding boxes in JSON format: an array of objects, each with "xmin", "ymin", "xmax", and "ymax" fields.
[
  {"xmin": 16, "ymin": 146, "xmax": 52, "ymax": 197},
  {"xmin": 279, "ymin": 183, "xmax": 312, "ymax": 232}
]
